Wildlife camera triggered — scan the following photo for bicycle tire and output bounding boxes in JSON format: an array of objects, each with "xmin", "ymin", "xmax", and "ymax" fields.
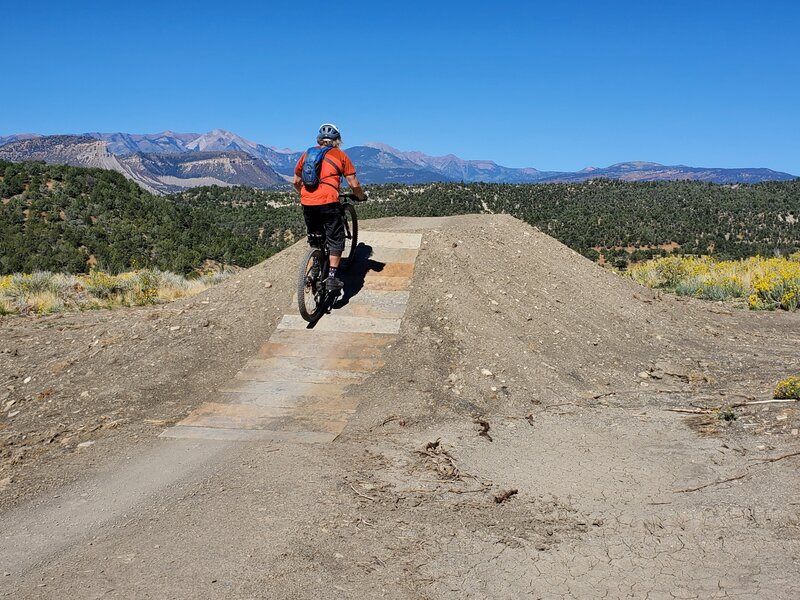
[
  {"xmin": 297, "ymin": 247, "xmax": 327, "ymax": 322},
  {"xmin": 340, "ymin": 203, "xmax": 358, "ymax": 271}
]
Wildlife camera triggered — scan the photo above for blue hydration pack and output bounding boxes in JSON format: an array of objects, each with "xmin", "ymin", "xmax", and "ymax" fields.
[{"xmin": 301, "ymin": 146, "xmax": 335, "ymax": 189}]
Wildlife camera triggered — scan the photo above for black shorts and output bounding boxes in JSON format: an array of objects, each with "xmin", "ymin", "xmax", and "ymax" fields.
[{"xmin": 302, "ymin": 202, "xmax": 345, "ymax": 256}]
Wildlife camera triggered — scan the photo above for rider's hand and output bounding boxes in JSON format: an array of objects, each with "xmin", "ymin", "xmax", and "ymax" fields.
[{"xmin": 359, "ymin": 192, "xmax": 368, "ymax": 202}]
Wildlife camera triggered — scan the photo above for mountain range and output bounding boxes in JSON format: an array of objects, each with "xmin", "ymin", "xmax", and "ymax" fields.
[{"xmin": 0, "ymin": 130, "xmax": 795, "ymax": 193}]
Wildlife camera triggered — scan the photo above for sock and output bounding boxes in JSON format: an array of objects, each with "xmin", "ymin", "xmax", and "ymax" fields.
[{"xmin": 328, "ymin": 266, "xmax": 338, "ymax": 279}]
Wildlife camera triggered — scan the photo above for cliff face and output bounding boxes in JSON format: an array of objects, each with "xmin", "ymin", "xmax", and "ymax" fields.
[{"xmin": 0, "ymin": 136, "xmax": 287, "ymax": 194}]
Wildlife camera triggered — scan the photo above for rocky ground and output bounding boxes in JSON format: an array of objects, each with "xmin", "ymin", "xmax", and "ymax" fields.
[
  {"xmin": 1, "ymin": 214, "xmax": 799, "ymax": 598},
  {"xmin": 0, "ymin": 243, "xmax": 305, "ymax": 508}
]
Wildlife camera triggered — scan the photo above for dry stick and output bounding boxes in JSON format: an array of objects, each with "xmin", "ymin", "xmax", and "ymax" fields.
[
  {"xmin": 732, "ymin": 398, "xmax": 800, "ymax": 408},
  {"xmin": 673, "ymin": 472, "xmax": 749, "ymax": 494},
  {"xmin": 666, "ymin": 398, "xmax": 800, "ymax": 415},
  {"xmin": 674, "ymin": 451, "xmax": 800, "ymax": 493},
  {"xmin": 755, "ymin": 450, "xmax": 800, "ymax": 464},
  {"xmin": 349, "ymin": 483, "xmax": 377, "ymax": 502}
]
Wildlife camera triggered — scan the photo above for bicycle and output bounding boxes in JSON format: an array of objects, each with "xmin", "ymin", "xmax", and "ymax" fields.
[{"xmin": 297, "ymin": 192, "xmax": 363, "ymax": 322}]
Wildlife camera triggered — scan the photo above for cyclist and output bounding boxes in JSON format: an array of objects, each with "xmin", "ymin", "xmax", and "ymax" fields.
[{"xmin": 294, "ymin": 123, "xmax": 367, "ymax": 292}]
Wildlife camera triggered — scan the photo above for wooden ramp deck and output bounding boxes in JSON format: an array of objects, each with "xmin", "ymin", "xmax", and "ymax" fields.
[{"xmin": 161, "ymin": 231, "xmax": 422, "ymax": 443}]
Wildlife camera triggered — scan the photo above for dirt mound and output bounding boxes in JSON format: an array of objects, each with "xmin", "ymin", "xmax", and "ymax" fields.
[{"xmin": 345, "ymin": 214, "xmax": 798, "ymax": 427}]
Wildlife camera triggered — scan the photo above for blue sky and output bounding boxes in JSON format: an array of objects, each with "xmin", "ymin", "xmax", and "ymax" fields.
[{"xmin": 2, "ymin": 0, "xmax": 798, "ymax": 173}]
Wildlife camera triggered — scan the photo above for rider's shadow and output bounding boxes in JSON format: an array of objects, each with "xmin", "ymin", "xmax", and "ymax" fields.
[{"xmin": 332, "ymin": 243, "xmax": 384, "ymax": 310}]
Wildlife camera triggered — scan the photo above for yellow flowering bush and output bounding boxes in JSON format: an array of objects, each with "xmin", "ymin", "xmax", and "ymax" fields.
[
  {"xmin": 629, "ymin": 255, "xmax": 800, "ymax": 311},
  {"xmin": 774, "ymin": 376, "xmax": 800, "ymax": 400},
  {"xmin": 0, "ymin": 275, "xmax": 12, "ymax": 294}
]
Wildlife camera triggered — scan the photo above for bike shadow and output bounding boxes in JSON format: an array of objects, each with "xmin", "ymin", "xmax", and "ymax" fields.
[
  {"xmin": 304, "ymin": 244, "xmax": 384, "ymax": 329},
  {"xmin": 333, "ymin": 243, "xmax": 385, "ymax": 310}
]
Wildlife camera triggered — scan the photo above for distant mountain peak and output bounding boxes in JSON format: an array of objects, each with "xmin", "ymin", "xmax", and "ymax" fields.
[
  {"xmin": 610, "ymin": 161, "xmax": 664, "ymax": 169},
  {"xmin": 363, "ymin": 142, "xmax": 404, "ymax": 154},
  {"xmin": 186, "ymin": 129, "xmax": 260, "ymax": 153}
]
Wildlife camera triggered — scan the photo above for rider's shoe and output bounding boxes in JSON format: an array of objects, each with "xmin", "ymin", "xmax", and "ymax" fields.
[{"xmin": 325, "ymin": 276, "xmax": 344, "ymax": 293}]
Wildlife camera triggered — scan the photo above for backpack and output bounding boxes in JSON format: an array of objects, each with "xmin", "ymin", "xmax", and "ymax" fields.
[{"xmin": 301, "ymin": 146, "xmax": 340, "ymax": 189}]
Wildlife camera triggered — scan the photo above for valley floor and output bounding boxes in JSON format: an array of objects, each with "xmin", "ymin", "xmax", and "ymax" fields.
[{"xmin": 1, "ymin": 215, "xmax": 799, "ymax": 598}]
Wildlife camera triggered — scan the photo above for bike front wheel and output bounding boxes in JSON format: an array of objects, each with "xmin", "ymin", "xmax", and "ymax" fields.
[
  {"xmin": 340, "ymin": 203, "xmax": 358, "ymax": 271},
  {"xmin": 297, "ymin": 247, "xmax": 327, "ymax": 322}
]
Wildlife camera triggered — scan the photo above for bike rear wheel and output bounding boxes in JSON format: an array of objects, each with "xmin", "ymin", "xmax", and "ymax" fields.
[
  {"xmin": 340, "ymin": 203, "xmax": 358, "ymax": 271},
  {"xmin": 297, "ymin": 247, "xmax": 327, "ymax": 322}
]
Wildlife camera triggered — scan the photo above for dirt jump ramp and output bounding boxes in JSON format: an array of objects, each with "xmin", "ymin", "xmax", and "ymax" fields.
[{"xmin": 161, "ymin": 231, "xmax": 423, "ymax": 443}]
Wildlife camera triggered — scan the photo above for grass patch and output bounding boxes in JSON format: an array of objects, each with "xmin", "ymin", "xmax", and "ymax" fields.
[
  {"xmin": 628, "ymin": 255, "xmax": 800, "ymax": 311},
  {"xmin": 0, "ymin": 268, "xmax": 235, "ymax": 316}
]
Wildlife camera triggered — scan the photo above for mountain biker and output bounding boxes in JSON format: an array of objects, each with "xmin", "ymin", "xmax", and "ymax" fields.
[{"xmin": 294, "ymin": 123, "xmax": 367, "ymax": 292}]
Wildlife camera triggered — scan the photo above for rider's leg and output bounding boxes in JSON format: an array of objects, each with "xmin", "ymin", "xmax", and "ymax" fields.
[
  {"xmin": 323, "ymin": 203, "xmax": 345, "ymax": 290},
  {"xmin": 323, "ymin": 203, "xmax": 345, "ymax": 263},
  {"xmin": 303, "ymin": 205, "xmax": 323, "ymax": 248}
]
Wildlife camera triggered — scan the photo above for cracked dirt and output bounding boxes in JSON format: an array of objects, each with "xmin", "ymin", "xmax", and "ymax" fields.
[{"xmin": 1, "ymin": 215, "xmax": 799, "ymax": 598}]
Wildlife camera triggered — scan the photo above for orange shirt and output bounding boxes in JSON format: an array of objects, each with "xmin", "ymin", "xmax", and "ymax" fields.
[{"xmin": 294, "ymin": 147, "xmax": 356, "ymax": 206}]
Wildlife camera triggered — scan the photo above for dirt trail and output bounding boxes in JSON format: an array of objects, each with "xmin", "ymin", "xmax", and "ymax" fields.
[{"xmin": 2, "ymin": 215, "xmax": 799, "ymax": 598}]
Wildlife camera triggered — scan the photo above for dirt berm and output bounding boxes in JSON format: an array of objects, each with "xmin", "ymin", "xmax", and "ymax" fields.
[{"xmin": 1, "ymin": 214, "xmax": 799, "ymax": 598}]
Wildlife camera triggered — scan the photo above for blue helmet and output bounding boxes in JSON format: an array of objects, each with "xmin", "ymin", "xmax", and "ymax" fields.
[{"xmin": 317, "ymin": 123, "xmax": 341, "ymax": 143}]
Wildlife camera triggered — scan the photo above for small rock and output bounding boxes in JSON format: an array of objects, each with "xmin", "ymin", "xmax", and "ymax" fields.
[
  {"xmin": 77, "ymin": 441, "xmax": 95, "ymax": 448},
  {"xmin": 637, "ymin": 371, "xmax": 650, "ymax": 379},
  {"xmin": 80, "ymin": 391, "xmax": 90, "ymax": 398},
  {"xmin": 334, "ymin": 552, "xmax": 344, "ymax": 559},
  {"xmin": 8, "ymin": 410, "xmax": 19, "ymax": 418},
  {"xmin": 200, "ymin": 318, "xmax": 210, "ymax": 327},
  {"xmin": 776, "ymin": 414, "xmax": 788, "ymax": 421},
  {"xmin": 169, "ymin": 326, "xmax": 180, "ymax": 331},
  {"xmin": 264, "ymin": 282, "xmax": 273, "ymax": 288},
  {"xmin": 23, "ymin": 377, "xmax": 31, "ymax": 384},
  {"xmin": 481, "ymin": 369, "xmax": 493, "ymax": 377},
  {"xmin": 792, "ymin": 429, "xmax": 798, "ymax": 436},
  {"xmin": 490, "ymin": 300, "xmax": 499, "ymax": 306}
]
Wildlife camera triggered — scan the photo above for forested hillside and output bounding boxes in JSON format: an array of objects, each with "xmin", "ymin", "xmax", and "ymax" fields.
[
  {"xmin": 2, "ymin": 160, "xmax": 798, "ymax": 275},
  {"xmin": 358, "ymin": 180, "xmax": 800, "ymax": 265},
  {"xmin": 0, "ymin": 161, "xmax": 298, "ymax": 274},
  {"xmin": 177, "ymin": 180, "xmax": 798, "ymax": 266}
]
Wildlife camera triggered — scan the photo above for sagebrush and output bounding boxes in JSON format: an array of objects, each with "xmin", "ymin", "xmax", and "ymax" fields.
[{"xmin": 0, "ymin": 269, "xmax": 234, "ymax": 316}]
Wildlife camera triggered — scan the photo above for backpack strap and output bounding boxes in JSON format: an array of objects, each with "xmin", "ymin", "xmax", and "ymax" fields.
[{"xmin": 318, "ymin": 154, "xmax": 344, "ymax": 189}]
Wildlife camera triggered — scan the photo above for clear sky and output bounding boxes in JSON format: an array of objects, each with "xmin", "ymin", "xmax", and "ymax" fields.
[{"xmin": 2, "ymin": 0, "xmax": 798, "ymax": 173}]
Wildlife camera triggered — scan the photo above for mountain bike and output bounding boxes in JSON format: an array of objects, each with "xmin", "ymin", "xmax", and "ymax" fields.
[{"xmin": 297, "ymin": 192, "xmax": 363, "ymax": 322}]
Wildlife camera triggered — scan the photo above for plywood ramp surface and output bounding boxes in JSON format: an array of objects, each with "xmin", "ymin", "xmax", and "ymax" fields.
[{"xmin": 162, "ymin": 231, "xmax": 422, "ymax": 443}]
